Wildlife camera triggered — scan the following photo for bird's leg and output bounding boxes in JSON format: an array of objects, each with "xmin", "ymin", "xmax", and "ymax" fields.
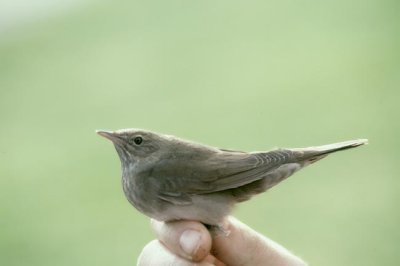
[{"xmin": 204, "ymin": 223, "xmax": 231, "ymax": 237}]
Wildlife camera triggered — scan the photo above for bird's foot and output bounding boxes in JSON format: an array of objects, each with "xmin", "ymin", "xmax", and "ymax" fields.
[{"xmin": 204, "ymin": 223, "xmax": 231, "ymax": 237}]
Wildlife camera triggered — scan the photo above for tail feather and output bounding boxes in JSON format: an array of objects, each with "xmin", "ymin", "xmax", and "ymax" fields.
[
  {"xmin": 291, "ymin": 139, "xmax": 368, "ymax": 162},
  {"xmin": 229, "ymin": 139, "xmax": 368, "ymax": 201}
]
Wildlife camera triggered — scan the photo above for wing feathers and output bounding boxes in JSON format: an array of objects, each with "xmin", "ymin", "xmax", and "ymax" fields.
[
  {"xmin": 154, "ymin": 140, "xmax": 367, "ymax": 203},
  {"xmin": 158, "ymin": 149, "xmax": 295, "ymax": 195}
]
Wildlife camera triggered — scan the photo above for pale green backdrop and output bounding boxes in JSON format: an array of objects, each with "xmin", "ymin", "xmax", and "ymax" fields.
[{"xmin": 0, "ymin": 1, "xmax": 399, "ymax": 265}]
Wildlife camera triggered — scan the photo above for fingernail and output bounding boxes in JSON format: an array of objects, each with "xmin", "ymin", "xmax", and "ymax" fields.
[{"xmin": 180, "ymin": 229, "xmax": 201, "ymax": 257}]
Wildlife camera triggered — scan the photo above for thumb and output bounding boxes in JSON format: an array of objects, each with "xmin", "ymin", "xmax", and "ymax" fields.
[{"xmin": 211, "ymin": 217, "xmax": 306, "ymax": 266}]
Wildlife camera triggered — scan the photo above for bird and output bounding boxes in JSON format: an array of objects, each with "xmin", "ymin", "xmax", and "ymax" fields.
[{"xmin": 97, "ymin": 128, "xmax": 367, "ymax": 227}]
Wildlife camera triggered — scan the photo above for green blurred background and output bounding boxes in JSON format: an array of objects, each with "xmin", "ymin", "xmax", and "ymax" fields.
[{"xmin": 0, "ymin": 0, "xmax": 398, "ymax": 265}]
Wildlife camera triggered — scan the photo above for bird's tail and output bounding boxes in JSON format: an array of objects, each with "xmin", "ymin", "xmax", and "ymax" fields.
[{"xmin": 291, "ymin": 139, "xmax": 368, "ymax": 163}]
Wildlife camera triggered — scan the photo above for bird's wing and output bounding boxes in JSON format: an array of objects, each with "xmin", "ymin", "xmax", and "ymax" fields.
[
  {"xmin": 154, "ymin": 139, "xmax": 368, "ymax": 204},
  {"xmin": 154, "ymin": 149, "xmax": 295, "ymax": 196}
]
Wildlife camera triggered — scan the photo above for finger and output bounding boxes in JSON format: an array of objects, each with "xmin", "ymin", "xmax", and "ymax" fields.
[
  {"xmin": 137, "ymin": 239, "xmax": 216, "ymax": 266},
  {"xmin": 211, "ymin": 217, "xmax": 306, "ymax": 266},
  {"xmin": 203, "ymin": 254, "xmax": 227, "ymax": 266},
  {"xmin": 151, "ymin": 219, "xmax": 212, "ymax": 262}
]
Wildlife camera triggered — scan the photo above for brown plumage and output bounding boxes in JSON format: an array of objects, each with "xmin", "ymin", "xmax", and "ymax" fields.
[{"xmin": 97, "ymin": 129, "xmax": 367, "ymax": 226}]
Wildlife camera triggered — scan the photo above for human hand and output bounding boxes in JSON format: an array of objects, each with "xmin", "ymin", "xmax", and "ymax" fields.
[{"xmin": 137, "ymin": 217, "xmax": 307, "ymax": 266}]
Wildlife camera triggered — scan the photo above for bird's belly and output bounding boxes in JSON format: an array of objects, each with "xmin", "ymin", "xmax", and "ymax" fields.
[
  {"xmin": 153, "ymin": 194, "xmax": 234, "ymax": 226},
  {"xmin": 122, "ymin": 174, "xmax": 234, "ymax": 225}
]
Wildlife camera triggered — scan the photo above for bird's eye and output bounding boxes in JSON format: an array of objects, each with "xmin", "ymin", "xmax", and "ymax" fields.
[{"xmin": 132, "ymin": 136, "xmax": 143, "ymax": 145}]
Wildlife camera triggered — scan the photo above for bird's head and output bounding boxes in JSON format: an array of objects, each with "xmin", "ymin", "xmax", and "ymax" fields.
[{"xmin": 97, "ymin": 128, "xmax": 163, "ymax": 166}]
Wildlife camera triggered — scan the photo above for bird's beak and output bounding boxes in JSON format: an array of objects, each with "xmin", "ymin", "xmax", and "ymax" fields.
[{"xmin": 96, "ymin": 130, "xmax": 123, "ymax": 144}]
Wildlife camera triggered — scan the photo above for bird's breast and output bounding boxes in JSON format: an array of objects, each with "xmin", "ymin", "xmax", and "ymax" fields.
[{"xmin": 121, "ymin": 170, "xmax": 168, "ymax": 219}]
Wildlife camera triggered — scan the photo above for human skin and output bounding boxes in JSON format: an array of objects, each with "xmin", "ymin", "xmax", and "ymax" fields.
[{"xmin": 137, "ymin": 217, "xmax": 307, "ymax": 266}]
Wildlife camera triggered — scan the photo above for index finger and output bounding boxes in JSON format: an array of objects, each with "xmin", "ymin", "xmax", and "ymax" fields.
[{"xmin": 211, "ymin": 217, "xmax": 307, "ymax": 266}]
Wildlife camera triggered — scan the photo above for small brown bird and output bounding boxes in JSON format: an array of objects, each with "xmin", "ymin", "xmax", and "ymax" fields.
[{"xmin": 97, "ymin": 129, "xmax": 367, "ymax": 227}]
